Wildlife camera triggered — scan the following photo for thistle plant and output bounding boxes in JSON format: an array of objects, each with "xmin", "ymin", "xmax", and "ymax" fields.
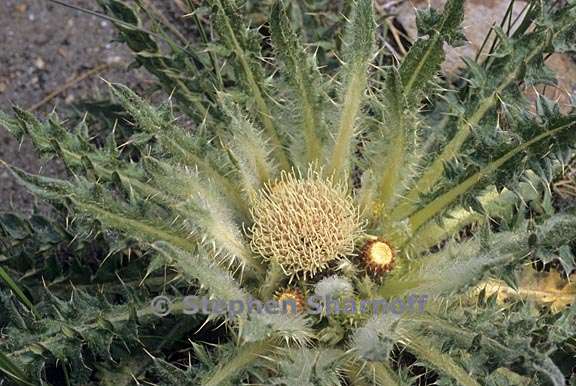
[{"xmin": 1, "ymin": 0, "xmax": 576, "ymax": 385}]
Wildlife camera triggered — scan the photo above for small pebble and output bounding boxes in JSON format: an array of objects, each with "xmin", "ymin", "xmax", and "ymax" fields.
[
  {"xmin": 34, "ymin": 57, "xmax": 46, "ymax": 70},
  {"xmin": 0, "ymin": 83, "xmax": 6, "ymax": 93},
  {"xmin": 57, "ymin": 47, "xmax": 68, "ymax": 58},
  {"xmin": 106, "ymin": 55, "xmax": 123, "ymax": 65},
  {"xmin": 15, "ymin": 4, "xmax": 28, "ymax": 13}
]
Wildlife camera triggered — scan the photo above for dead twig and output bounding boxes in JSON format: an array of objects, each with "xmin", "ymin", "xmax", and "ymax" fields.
[
  {"xmin": 29, "ymin": 63, "xmax": 114, "ymax": 112},
  {"xmin": 553, "ymin": 161, "xmax": 576, "ymax": 200}
]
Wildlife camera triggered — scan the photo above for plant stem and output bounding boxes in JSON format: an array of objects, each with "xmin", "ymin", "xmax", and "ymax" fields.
[
  {"xmin": 260, "ymin": 262, "xmax": 285, "ymax": 299},
  {"xmin": 344, "ymin": 358, "xmax": 401, "ymax": 386},
  {"xmin": 201, "ymin": 340, "xmax": 276, "ymax": 386}
]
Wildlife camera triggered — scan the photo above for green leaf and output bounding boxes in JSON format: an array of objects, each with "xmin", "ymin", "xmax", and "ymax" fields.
[
  {"xmin": 220, "ymin": 97, "xmax": 277, "ymax": 194},
  {"xmin": 400, "ymin": 331, "xmax": 481, "ymax": 386},
  {"xmin": 360, "ymin": 68, "xmax": 420, "ymax": 223},
  {"xmin": 0, "ymin": 351, "xmax": 35, "ymax": 386},
  {"xmin": 71, "ymin": 197, "xmax": 199, "ymax": 254},
  {"xmin": 99, "ymin": 0, "xmax": 214, "ymax": 119},
  {"xmin": 392, "ymin": 7, "xmax": 576, "ymax": 221},
  {"xmin": 0, "ymin": 266, "xmax": 38, "ymax": 318},
  {"xmin": 379, "ymin": 232, "xmax": 523, "ymax": 297},
  {"xmin": 0, "ymin": 213, "xmax": 30, "ymax": 240},
  {"xmin": 406, "ymin": 182, "xmax": 533, "ymax": 254},
  {"xmin": 152, "ymin": 242, "xmax": 248, "ymax": 302},
  {"xmin": 399, "ymin": 0, "xmax": 465, "ymax": 102},
  {"xmin": 201, "ymin": 340, "xmax": 276, "ymax": 386},
  {"xmin": 327, "ymin": 0, "xmax": 375, "ymax": 181},
  {"xmin": 270, "ymin": 0, "xmax": 326, "ymax": 167},
  {"xmin": 208, "ymin": 0, "xmax": 290, "ymax": 169},
  {"xmin": 142, "ymin": 157, "xmax": 261, "ymax": 272},
  {"xmin": 405, "ymin": 117, "xmax": 576, "ymax": 236},
  {"xmin": 346, "ymin": 360, "xmax": 402, "ymax": 386}
]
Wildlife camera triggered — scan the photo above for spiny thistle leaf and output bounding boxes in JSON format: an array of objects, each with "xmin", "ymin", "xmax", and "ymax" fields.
[
  {"xmin": 2, "ymin": 0, "xmax": 576, "ymax": 384},
  {"xmin": 327, "ymin": 0, "xmax": 375, "ymax": 181},
  {"xmin": 359, "ymin": 67, "xmax": 420, "ymax": 222},
  {"xmin": 270, "ymin": 0, "xmax": 327, "ymax": 168},
  {"xmin": 220, "ymin": 97, "xmax": 277, "ymax": 195},
  {"xmin": 391, "ymin": 3, "xmax": 576, "ymax": 221},
  {"xmin": 399, "ymin": 0, "xmax": 465, "ymax": 102},
  {"xmin": 207, "ymin": 0, "xmax": 290, "ymax": 169}
]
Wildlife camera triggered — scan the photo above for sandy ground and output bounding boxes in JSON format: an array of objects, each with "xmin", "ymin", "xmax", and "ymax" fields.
[{"xmin": 0, "ymin": 0, "xmax": 149, "ymax": 213}]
